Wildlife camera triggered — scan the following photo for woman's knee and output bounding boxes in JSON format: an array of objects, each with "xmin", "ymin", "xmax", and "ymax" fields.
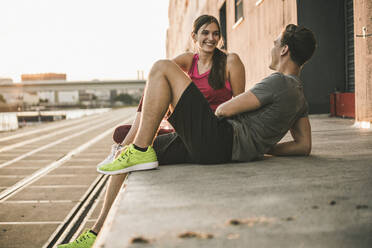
[{"xmin": 112, "ymin": 125, "xmax": 131, "ymax": 144}]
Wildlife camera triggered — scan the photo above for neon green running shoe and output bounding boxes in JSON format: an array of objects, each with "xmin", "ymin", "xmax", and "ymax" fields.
[
  {"xmin": 57, "ymin": 229, "xmax": 96, "ymax": 248},
  {"xmin": 97, "ymin": 144, "xmax": 158, "ymax": 175}
]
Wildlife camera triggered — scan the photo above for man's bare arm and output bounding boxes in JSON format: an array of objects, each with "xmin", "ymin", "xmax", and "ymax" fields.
[
  {"xmin": 215, "ymin": 90, "xmax": 261, "ymax": 117},
  {"xmin": 268, "ymin": 117, "xmax": 312, "ymax": 156}
]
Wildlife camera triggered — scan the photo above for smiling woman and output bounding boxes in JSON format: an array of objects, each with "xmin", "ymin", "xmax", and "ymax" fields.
[
  {"xmin": 191, "ymin": 15, "xmax": 227, "ymax": 90},
  {"xmin": 0, "ymin": 0, "xmax": 169, "ymax": 81}
]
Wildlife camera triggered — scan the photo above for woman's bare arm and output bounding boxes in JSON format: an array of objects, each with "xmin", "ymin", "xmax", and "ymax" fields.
[{"xmin": 227, "ymin": 53, "xmax": 246, "ymax": 96}]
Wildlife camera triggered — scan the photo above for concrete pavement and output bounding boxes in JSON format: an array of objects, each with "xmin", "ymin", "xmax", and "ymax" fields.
[{"xmin": 94, "ymin": 115, "xmax": 372, "ymax": 248}]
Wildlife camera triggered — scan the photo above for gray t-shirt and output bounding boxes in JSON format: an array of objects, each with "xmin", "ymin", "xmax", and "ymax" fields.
[{"xmin": 227, "ymin": 72, "xmax": 308, "ymax": 161}]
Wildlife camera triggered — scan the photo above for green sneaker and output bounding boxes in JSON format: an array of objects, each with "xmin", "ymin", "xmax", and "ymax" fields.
[
  {"xmin": 57, "ymin": 229, "xmax": 96, "ymax": 248},
  {"xmin": 97, "ymin": 144, "xmax": 158, "ymax": 175}
]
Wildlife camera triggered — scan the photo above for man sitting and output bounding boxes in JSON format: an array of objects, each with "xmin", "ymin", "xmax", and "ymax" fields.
[{"xmin": 97, "ymin": 24, "xmax": 316, "ymax": 175}]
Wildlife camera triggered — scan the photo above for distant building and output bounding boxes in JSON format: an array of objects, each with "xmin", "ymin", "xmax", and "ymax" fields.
[
  {"xmin": 0, "ymin": 79, "xmax": 145, "ymax": 109},
  {"xmin": 166, "ymin": 0, "xmax": 371, "ymax": 123},
  {"xmin": 21, "ymin": 73, "xmax": 66, "ymax": 81},
  {"xmin": 20, "ymin": 73, "xmax": 79, "ymax": 104}
]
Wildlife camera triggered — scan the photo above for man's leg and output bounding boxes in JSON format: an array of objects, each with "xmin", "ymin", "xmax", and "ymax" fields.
[
  {"xmin": 93, "ymin": 60, "xmax": 191, "ymax": 226},
  {"xmin": 133, "ymin": 60, "xmax": 231, "ymax": 164},
  {"xmin": 97, "ymin": 59, "xmax": 192, "ymax": 174},
  {"xmin": 133, "ymin": 59, "xmax": 192, "ymax": 148}
]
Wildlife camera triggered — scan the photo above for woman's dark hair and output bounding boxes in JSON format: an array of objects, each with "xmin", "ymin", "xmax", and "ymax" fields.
[
  {"xmin": 193, "ymin": 15, "xmax": 227, "ymax": 90},
  {"xmin": 280, "ymin": 24, "xmax": 317, "ymax": 67}
]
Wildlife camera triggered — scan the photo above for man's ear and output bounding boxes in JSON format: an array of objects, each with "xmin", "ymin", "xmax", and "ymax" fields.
[{"xmin": 280, "ymin": 45, "xmax": 289, "ymax": 56}]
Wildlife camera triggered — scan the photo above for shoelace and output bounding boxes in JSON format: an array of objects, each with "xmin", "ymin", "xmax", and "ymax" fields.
[
  {"xmin": 110, "ymin": 145, "xmax": 122, "ymax": 159},
  {"xmin": 117, "ymin": 146, "xmax": 130, "ymax": 162},
  {"xmin": 75, "ymin": 233, "xmax": 89, "ymax": 244}
]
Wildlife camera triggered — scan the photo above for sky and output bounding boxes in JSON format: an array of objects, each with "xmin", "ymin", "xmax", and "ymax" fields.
[{"xmin": 0, "ymin": 0, "xmax": 169, "ymax": 82}]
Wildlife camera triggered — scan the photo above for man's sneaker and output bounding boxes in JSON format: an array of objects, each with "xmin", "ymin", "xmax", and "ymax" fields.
[
  {"xmin": 97, "ymin": 144, "xmax": 158, "ymax": 175},
  {"xmin": 57, "ymin": 229, "xmax": 96, "ymax": 248},
  {"xmin": 97, "ymin": 144, "xmax": 123, "ymax": 168}
]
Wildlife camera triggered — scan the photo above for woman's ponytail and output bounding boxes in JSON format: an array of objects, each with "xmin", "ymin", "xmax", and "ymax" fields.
[{"xmin": 209, "ymin": 48, "xmax": 227, "ymax": 89}]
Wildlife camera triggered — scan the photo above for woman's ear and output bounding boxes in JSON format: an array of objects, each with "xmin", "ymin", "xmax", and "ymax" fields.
[{"xmin": 191, "ymin": 32, "xmax": 197, "ymax": 42}]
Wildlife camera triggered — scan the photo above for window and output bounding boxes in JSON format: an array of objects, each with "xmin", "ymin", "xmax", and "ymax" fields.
[{"xmin": 235, "ymin": 0, "xmax": 244, "ymax": 23}]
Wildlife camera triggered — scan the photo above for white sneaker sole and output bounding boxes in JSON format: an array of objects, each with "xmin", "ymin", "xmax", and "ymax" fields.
[{"xmin": 97, "ymin": 162, "xmax": 159, "ymax": 175}]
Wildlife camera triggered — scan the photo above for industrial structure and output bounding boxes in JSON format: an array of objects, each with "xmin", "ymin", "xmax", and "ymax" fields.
[{"xmin": 0, "ymin": 79, "xmax": 145, "ymax": 110}]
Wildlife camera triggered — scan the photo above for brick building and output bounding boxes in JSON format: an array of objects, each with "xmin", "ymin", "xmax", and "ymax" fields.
[{"xmin": 166, "ymin": 0, "xmax": 371, "ymax": 123}]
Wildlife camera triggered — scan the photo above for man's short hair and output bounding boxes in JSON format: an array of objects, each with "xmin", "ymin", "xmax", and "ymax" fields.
[{"xmin": 281, "ymin": 24, "xmax": 317, "ymax": 67}]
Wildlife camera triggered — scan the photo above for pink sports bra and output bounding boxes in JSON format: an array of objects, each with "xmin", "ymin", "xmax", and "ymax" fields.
[
  {"xmin": 188, "ymin": 54, "xmax": 233, "ymax": 112},
  {"xmin": 137, "ymin": 54, "xmax": 233, "ymax": 113}
]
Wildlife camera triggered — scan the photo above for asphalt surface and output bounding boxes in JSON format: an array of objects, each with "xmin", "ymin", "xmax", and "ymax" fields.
[{"xmin": 94, "ymin": 115, "xmax": 372, "ymax": 248}]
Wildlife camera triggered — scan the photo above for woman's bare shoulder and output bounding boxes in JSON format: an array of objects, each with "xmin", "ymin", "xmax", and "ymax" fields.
[{"xmin": 226, "ymin": 52, "xmax": 241, "ymax": 63}]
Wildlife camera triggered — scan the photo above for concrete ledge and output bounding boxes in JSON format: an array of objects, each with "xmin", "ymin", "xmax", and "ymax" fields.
[{"xmin": 94, "ymin": 115, "xmax": 372, "ymax": 248}]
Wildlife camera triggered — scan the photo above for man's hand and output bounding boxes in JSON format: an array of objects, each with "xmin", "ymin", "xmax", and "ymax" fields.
[
  {"xmin": 268, "ymin": 117, "xmax": 312, "ymax": 156},
  {"xmin": 214, "ymin": 106, "xmax": 225, "ymax": 117}
]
